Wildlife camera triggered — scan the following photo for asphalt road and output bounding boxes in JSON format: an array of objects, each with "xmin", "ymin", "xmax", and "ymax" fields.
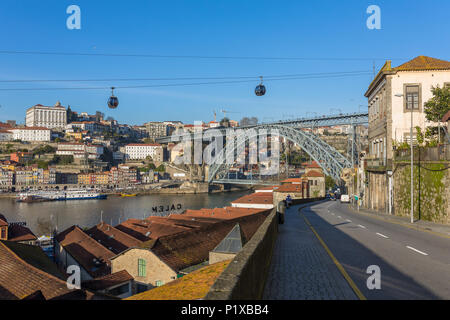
[{"xmin": 302, "ymin": 200, "xmax": 450, "ymax": 299}]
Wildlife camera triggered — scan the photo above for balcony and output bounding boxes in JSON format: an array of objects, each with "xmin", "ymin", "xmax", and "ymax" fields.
[{"xmin": 364, "ymin": 156, "xmax": 390, "ymax": 171}]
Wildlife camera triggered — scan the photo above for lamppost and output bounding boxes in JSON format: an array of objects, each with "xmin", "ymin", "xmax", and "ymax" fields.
[{"xmin": 395, "ymin": 93, "xmax": 414, "ymax": 223}]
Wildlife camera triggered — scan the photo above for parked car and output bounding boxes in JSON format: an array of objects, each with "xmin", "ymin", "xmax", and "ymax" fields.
[{"xmin": 340, "ymin": 194, "xmax": 350, "ymax": 203}]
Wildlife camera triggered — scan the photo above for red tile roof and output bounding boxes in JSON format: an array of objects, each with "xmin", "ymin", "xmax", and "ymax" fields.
[
  {"xmin": 305, "ymin": 161, "xmax": 321, "ymax": 168},
  {"xmin": 55, "ymin": 225, "xmax": 115, "ymax": 278},
  {"xmin": 281, "ymin": 178, "xmax": 303, "ymax": 183},
  {"xmin": 0, "ymin": 241, "xmax": 92, "ymax": 300},
  {"xmin": 303, "ymin": 170, "xmax": 325, "ymax": 178},
  {"xmin": 86, "ymin": 223, "xmax": 142, "ymax": 254},
  {"xmin": 115, "ymin": 219, "xmax": 191, "ymax": 241},
  {"xmin": 231, "ymin": 193, "xmax": 273, "ymax": 205},
  {"xmin": 145, "ymin": 212, "xmax": 269, "ymax": 272},
  {"xmin": 7, "ymin": 224, "xmax": 37, "ymax": 242},
  {"xmin": 82, "ymin": 270, "xmax": 133, "ymax": 291},
  {"xmin": 10, "ymin": 127, "xmax": 50, "ymax": 131},
  {"xmin": 126, "ymin": 143, "xmax": 162, "ymax": 147},
  {"xmin": 274, "ymin": 184, "xmax": 303, "ymax": 193},
  {"xmin": 393, "ymin": 56, "xmax": 450, "ymax": 71},
  {"xmin": 0, "ymin": 214, "xmax": 8, "ymax": 227},
  {"xmin": 180, "ymin": 207, "xmax": 270, "ymax": 220},
  {"xmin": 255, "ymin": 185, "xmax": 278, "ymax": 191}
]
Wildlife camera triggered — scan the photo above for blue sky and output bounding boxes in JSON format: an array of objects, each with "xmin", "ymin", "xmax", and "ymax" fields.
[{"xmin": 0, "ymin": 0, "xmax": 449, "ymax": 125}]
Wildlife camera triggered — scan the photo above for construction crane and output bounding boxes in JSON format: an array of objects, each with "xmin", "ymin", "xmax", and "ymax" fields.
[{"xmin": 221, "ymin": 109, "xmax": 241, "ymax": 118}]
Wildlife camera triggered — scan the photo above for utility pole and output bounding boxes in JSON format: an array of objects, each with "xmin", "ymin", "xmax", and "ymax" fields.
[{"xmin": 410, "ymin": 105, "xmax": 414, "ymax": 223}]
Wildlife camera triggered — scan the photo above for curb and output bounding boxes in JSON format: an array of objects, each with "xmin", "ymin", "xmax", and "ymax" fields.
[{"xmin": 347, "ymin": 204, "xmax": 450, "ymax": 239}]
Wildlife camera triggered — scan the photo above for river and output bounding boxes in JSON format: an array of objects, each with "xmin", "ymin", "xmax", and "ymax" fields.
[{"xmin": 0, "ymin": 190, "xmax": 251, "ymax": 237}]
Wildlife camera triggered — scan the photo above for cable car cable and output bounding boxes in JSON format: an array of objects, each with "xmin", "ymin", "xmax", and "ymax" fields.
[{"xmin": 0, "ymin": 72, "xmax": 373, "ymax": 91}]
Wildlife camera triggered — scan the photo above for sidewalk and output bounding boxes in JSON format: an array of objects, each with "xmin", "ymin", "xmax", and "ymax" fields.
[
  {"xmin": 348, "ymin": 203, "xmax": 450, "ymax": 238},
  {"xmin": 263, "ymin": 203, "xmax": 357, "ymax": 300}
]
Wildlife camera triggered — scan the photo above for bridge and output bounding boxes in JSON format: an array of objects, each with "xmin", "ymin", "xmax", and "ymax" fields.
[{"xmin": 156, "ymin": 112, "xmax": 368, "ymax": 183}]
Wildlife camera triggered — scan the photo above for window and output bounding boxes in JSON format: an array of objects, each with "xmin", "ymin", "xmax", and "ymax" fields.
[
  {"xmin": 404, "ymin": 84, "xmax": 421, "ymax": 111},
  {"xmin": 138, "ymin": 258, "xmax": 146, "ymax": 277},
  {"xmin": 1, "ymin": 227, "xmax": 6, "ymax": 240},
  {"xmin": 155, "ymin": 280, "xmax": 164, "ymax": 287}
]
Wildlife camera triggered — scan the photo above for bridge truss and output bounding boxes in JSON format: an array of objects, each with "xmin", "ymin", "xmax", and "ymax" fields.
[{"xmin": 155, "ymin": 112, "xmax": 368, "ymax": 184}]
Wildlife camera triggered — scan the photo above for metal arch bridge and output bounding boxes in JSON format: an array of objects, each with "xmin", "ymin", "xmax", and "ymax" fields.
[
  {"xmin": 155, "ymin": 112, "xmax": 368, "ymax": 183},
  {"xmin": 208, "ymin": 124, "xmax": 351, "ymax": 182}
]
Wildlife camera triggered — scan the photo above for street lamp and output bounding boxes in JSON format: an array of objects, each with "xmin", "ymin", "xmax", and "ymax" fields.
[{"xmin": 395, "ymin": 93, "xmax": 414, "ymax": 223}]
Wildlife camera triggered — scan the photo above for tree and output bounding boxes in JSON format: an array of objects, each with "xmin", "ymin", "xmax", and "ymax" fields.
[
  {"xmin": 415, "ymin": 126, "xmax": 424, "ymax": 145},
  {"xmin": 155, "ymin": 164, "xmax": 165, "ymax": 172},
  {"xmin": 325, "ymin": 175, "xmax": 336, "ymax": 191},
  {"xmin": 239, "ymin": 116, "xmax": 258, "ymax": 126},
  {"xmin": 424, "ymin": 85, "xmax": 450, "ymax": 122}
]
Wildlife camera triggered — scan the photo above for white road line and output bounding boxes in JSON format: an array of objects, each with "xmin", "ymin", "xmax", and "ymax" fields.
[
  {"xmin": 337, "ymin": 215, "xmax": 342, "ymax": 219},
  {"xmin": 406, "ymin": 246, "xmax": 428, "ymax": 256},
  {"xmin": 346, "ymin": 219, "xmax": 352, "ymax": 222},
  {"xmin": 331, "ymin": 213, "xmax": 335, "ymax": 216},
  {"xmin": 358, "ymin": 224, "xmax": 366, "ymax": 229},
  {"xmin": 376, "ymin": 232, "xmax": 389, "ymax": 239}
]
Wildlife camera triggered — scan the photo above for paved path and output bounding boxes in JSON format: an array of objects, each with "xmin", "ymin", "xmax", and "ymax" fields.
[
  {"xmin": 308, "ymin": 201, "xmax": 450, "ymax": 299},
  {"xmin": 263, "ymin": 203, "xmax": 358, "ymax": 300}
]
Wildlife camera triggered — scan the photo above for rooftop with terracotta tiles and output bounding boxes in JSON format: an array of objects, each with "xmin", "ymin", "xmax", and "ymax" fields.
[
  {"xmin": 125, "ymin": 260, "xmax": 231, "ymax": 300},
  {"xmin": 0, "ymin": 241, "xmax": 95, "ymax": 300},
  {"xmin": 86, "ymin": 223, "xmax": 142, "ymax": 255},
  {"xmin": 231, "ymin": 192, "xmax": 274, "ymax": 204},
  {"xmin": 55, "ymin": 225, "xmax": 115, "ymax": 278}
]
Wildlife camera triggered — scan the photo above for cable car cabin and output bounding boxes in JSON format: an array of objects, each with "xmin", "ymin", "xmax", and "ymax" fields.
[
  {"xmin": 255, "ymin": 84, "xmax": 266, "ymax": 96},
  {"xmin": 108, "ymin": 96, "xmax": 119, "ymax": 109},
  {"xmin": 108, "ymin": 87, "xmax": 119, "ymax": 109}
]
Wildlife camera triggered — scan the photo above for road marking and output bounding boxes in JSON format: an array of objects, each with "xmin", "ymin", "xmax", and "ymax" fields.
[
  {"xmin": 347, "ymin": 205, "xmax": 450, "ymax": 240},
  {"xmin": 358, "ymin": 224, "xmax": 366, "ymax": 229},
  {"xmin": 406, "ymin": 246, "xmax": 428, "ymax": 256},
  {"xmin": 300, "ymin": 212, "xmax": 366, "ymax": 300},
  {"xmin": 337, "ymin": 215, "xmax": 342, "ymax": 219},
  {"xmin": 376, "ymin": 232, "xmax": 389, "ymax": 239},
  {"xmin": 346, "ymin": 219, "xmax": 352, "ymax": 222}
]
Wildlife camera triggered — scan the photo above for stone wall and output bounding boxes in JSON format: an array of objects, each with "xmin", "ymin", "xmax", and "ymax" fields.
[
  {"xmin": 204, "ymin": 208, "xmax": 278, "ymax": 300},
  {"xmin": 111, "ymin": 248, "xmax": 177, "ymax": 291},
  {"xmin": 393, "ymin": 162, "xmax": 449, "ymax": 224},
  {"xmin": 205, "ymin": 198, "xmax": 325, "ymax": 300}
]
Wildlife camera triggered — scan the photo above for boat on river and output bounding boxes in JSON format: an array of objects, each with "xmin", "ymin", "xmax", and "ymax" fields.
[{"xmin": 16, "ymin": 190, "xmax": 107, "ymax": 202}]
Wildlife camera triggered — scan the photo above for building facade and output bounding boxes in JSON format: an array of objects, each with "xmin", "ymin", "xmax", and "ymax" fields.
[
  {"xmin": 364, "ymin": 56, "xmax": 450, "ymax": 212},
  {"xmin": 124, "ymin": 143, "xmax": 164, "ymax": 161},
  {"xmin": 25, "ymin": 102, "xmax": 67, "ymax": 129},
  {"xmin": 8, "ymin": 127, "xmax": 51, "ymax": 142}
]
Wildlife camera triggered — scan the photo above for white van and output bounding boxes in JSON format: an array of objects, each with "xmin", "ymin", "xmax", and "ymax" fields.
[{"xmin": 340, "ymin": 194, "xmax": 350, "ymax": 203}]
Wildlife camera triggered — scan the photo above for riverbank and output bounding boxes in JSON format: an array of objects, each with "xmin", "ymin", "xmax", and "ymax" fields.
[
  {"xmin": 0, "ymin": 190, "xmax": 252, "ymax": 236},
  {"xmin": 0, "ymin": 184, "xmax": 252, "ymax": 199}
]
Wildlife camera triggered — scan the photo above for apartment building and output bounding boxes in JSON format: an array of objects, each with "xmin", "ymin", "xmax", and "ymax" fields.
[
  {"xmin": 8, "ymin": 127, "xmax": 51, "ymax": 142},
  {"xmin": 56, "ymin": 142, "xmax": 104, "ymax": 160},
  {"xmin": 364, "ymin": 56, "xmax": 450, "ymax": 212},
  {"xmin": 365, "ymin": 56, "xmax": 450, "ymax": 165},
  {"xmin": 0, "ymin": 130, "xmax": 13, "ymax": 141},
  {"xmin": 25, "ymin": 102, "xmax": 67, "ymax": 129},
  {"xmin": 143, "ymin": 121, "xmax": 178, "ymax": 139},
  {"xmin": 124, "ymin": 143, "xmax": 164, "ymax": 161}
]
